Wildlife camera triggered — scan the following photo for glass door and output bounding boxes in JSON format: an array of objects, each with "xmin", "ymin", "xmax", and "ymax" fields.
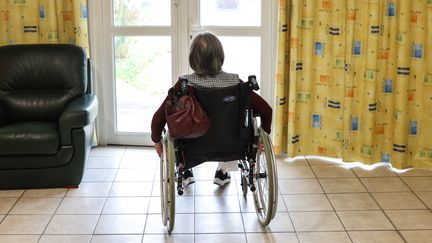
[
  {"xmin": 189, "ymin": 0, "xmax": 271, "ymax": 90},
  {"xmin": 100, "ymin": 0, "xmax": 178, "ymax": 145},
  {"xmin": 92, "ymin": 0, "xmax": 272, "ymax": 145}
]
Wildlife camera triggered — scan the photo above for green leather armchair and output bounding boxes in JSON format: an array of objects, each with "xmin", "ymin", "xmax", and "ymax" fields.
[{"xmin": 0, "ymin": 44, "xmax": 98, "ymax": 189}]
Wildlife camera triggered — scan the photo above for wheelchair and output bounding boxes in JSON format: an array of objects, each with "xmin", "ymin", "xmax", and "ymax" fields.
[{"xmin": 160, "ymin": 76, "xmax": 278, "ymax": 232}]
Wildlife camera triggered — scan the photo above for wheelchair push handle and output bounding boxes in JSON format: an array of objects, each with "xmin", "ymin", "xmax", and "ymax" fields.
[
  {"xmin": 247, "ymin": 75, "xmax": 260, "ymax": 91},
  {"xmin": 179, "ymin": 77, "xmax": 189, "ymax": 95}
]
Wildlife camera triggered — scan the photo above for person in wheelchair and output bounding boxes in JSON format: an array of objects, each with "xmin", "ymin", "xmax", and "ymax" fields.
[{"xmin": 151, "ymin": 32, "xmax": 272, "ymax": 187}]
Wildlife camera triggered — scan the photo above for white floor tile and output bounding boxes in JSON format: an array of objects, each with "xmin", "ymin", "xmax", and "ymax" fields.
[
  {"xmin": 39, "ymin": 235, "xmax": 92, "ymax": 243},
  {"xmin": 319, "ymin": 178, "xmax": 366, "ymax": 193},
  {"xmin": 283, "ymin": 194, "xmax": 333, "ymax": 211},
  {"xmin": 0, "ymin": 190, "xmax": 24, "ymax": 198},
  {"xmin": 94, "ymin": 214, "xmax": 146, "ymax": 234},
  {"xmin": 102, "ymin": 197, "xmax": 150, "ymax": 214},
  {"xmin": 0, "ymin": 198, "xmax": 18, "ymax": 214},
  {"xmin": 86, "ymin": 156, "xmax": 121, "ymax": 169},
  {"xmin": 246, "ymin": 232, "xmax": 299, "ymax": 243},
  {"xmin": 142, "ymin": 234, "xmax": 194, "ymax": 243},
  {"xmin": 45, "ymin": 215, "xmax": 99, "ymax": 234},
  {"xmin": 327, "ymin": 193, "xmax": 379, "ymax": 211},
  {"xmin": 195, "ymin": 195, "xmax": 240, "ymax": 213},
  {"xmin": 56, "ymin": 197, "xmax": 106, "ymax": 214},
  {"xmin": 400, "ymin": 230, "xmax": 432, "ymax": 243},
  {"xmin": 65, "ymin": 182, "xmax": 112, "ymax": 197},
  {"xmin": 9, "ymin": 197, "xmax": 62, "ymax": 215},
  {"xmin": 22, "ymin": 188, "xmax": 67, "ymax": 198},
  {"xmin": 361, "ymin": 178, "xmax": 410, "ymax": 192},
  {"xmin": 337, "ymin": 211, "xmax": 394, "ymax": 230},
  {"xmin": 242, "ymin": 212, "xmax": 294, "ymax": 233},
  {"xmin": 297, "ymin": 232, "xmax": 351, "ymax": 243},
  {"xmin": 0, "ymin": 215, "xmax": 51, "ymax": 234},
  {"xmin": 1, "ymin": 146, "xmax": 431, "ymax": 242},
  {"xmin": 0, "ymin": 235, "xmax": 40, "ymax": 243},
  {"xmin": 108, "ymin": 182, "xmax": 153, "ymax": 197},
  {"xmin": 372, "ymin": 192, "xmax": 427, "ymax": 209},
  {"xmin": 385, "ymin": 210, "xmax": 432, "ymax": 230},
  {"xmin": 348, "ymin": 231, "xmax": 404, "ymax": 243},
  {"xmin": 82, "ymin": 169, "xmax": 117, "ymax": 182},
  {"xmin": 195, "ymin": 213, "xmax": 244, "ymax": 233},
  {"xmin": 91, "ymin": 235, "xmax": 142, "ymax": 243},
  {"xmin": 195, "ymin": 233, "xmax": 246, "ymax": 243},
  {"xmin": 290, "ymin": 212, "xmax": 344, "ymax": 232},
  {"xmin": 278, "ymin": 179, "xmax": 323, "ymax": 194},
  {"xmin": 145, "ymin": 214, "xmax": 194, "ymax": 234}
]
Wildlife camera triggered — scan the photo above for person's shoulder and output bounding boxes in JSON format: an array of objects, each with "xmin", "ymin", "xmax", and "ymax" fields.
[
  {"xmin": 220, "ymin": 71, "xmax": 239, "ymax": 78},
  {"xmin": 178, "ymin": 73, "xmax": 191, "ymax": 80},
  {"xmin": 219, "ymin": 72, "xmax": 240, "ymax": 83}
]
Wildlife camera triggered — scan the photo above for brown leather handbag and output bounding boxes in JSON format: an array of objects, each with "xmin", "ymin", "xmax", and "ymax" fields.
[{"xmin": 165, "ymin": 80, "xmax": 210, "ymax": 139}]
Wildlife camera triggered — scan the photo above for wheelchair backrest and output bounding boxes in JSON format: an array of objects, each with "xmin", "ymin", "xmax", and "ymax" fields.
[{"xmin": 181, "ymin": 82, "xmax": 251, "ymax": 167}]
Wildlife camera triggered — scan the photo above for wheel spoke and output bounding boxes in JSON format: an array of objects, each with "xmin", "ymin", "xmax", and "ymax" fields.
[{"xmin": 252, "ymin": 128, "xmax": 277, "ymax": 226}]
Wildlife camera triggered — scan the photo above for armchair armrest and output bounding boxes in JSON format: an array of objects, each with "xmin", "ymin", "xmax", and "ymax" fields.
[
  {"xmin": 59, "ymin": 94, "xmax": 98, "ymax": 145},
  {"xmin": 0, "ymin": 103, "xmax": 5, "ymax": 126}
]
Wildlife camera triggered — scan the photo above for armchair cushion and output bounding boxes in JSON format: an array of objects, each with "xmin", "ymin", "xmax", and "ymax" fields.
[
  {"xmin": 0, "ymin": 122, "xmax": 59, "ymax": 155},
  {"xmin": 59, "ymin": 94, "xmax": 98, "ymax": 145}
]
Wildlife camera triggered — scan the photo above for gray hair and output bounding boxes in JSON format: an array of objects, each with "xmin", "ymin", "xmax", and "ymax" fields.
[{"xmin": 189, "ymin": 32, "xmax": 224, "ymax": 76}]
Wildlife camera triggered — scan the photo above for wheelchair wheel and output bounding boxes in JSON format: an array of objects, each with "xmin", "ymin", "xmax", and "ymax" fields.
[
  {"xmin": 252, "ymin": 127, "xmax": 278, "ymax": 226},
  {"xmin": 241, "ymin": 174, "xmax": 248, "ymax": 196},
  {"xmin": 160, "ymin": 132, "xmax": 176, "ymax": 232}
]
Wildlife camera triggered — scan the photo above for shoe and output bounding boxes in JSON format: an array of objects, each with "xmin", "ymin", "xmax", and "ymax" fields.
[
  {"xmin": 182, "ymin": 169, "xmax": 195, "ymax": 186},
  {"xmin": 213, "ymin": 169, "xmax": 231, "ymax": 186}
]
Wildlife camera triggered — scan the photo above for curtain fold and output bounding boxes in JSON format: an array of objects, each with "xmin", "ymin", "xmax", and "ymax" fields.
[
  {"xmin": 0, "ymin": 0, "xmax": 89, "ymax": 54},
  {"xmin": 275, "ymin": 0, "xmax": 432, "ymax": 169}
]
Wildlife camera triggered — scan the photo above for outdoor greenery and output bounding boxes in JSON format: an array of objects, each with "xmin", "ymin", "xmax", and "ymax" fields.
[{"xmin": 113, "ymin": 1, "xmax": 171, "ymax": 94}]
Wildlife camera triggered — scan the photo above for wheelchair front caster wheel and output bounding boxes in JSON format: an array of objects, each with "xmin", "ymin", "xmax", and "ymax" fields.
[
  {"xmin": 241, "ymin": 175, "xmax": 248, "ymax": 196},
  {"xmin": 177, "ymin": 188, "xmax": 184, "ymax": 195}
]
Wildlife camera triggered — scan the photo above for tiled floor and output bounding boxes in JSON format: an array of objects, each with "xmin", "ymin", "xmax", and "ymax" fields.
[{"xmin": 0, "ymin": 146, "xmax": 432, "ymax": 243}]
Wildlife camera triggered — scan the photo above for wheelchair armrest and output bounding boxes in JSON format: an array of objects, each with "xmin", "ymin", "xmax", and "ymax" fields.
[
  {"xmin": 247, "ymin": 75, "xmax": 260, "ymax": 91},
  {"xmin": 59, "ymin": 94, "xmax": 98, "ymax": 145}
]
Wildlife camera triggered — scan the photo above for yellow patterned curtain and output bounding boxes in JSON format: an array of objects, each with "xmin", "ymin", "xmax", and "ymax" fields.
[
  {"xmin": 275, "ymin": 0, "xmax": 432, "ymax": 169},
  {"xmin": 0, "ymin": 0, "xmax": 89, "ymax": 54}
]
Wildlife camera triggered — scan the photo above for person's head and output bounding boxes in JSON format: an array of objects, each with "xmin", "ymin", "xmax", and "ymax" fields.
[{"xmin": 189, "ymin": 32, "xmax": 224, "ymax": 76}]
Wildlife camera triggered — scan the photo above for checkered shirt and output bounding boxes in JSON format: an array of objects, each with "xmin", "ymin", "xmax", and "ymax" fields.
[{"xmin": 182, "ymin": 71, "xmax": 240, "ymax": 89}]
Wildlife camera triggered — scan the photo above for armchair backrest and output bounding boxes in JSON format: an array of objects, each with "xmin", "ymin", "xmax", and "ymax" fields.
[{"xmin": 0, "ymin": 44, "xmax": 88, "ymax": 123}]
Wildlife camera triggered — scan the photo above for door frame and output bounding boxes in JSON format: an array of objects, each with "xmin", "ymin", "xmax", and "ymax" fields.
[{"xmin": 88, "ymin": 0, "xmax": 278, "ymax": 145}]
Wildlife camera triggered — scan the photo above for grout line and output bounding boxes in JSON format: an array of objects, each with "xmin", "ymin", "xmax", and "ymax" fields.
[
  {"xmin": 305, "ymin": 155, "xmax": 354, "ymax": 243},
  {"xmin": 233, "ymin": 166, "xmax": 249, "ymax": 242},
  {"xmin": 36, "ymin": 189, "xmax": 69, "ymax": 242},
  {"xmin": 354, "ymin": 172, "xmax": 408, "ymax": 243},
  {"xmin": 141, "ymin": 163, "xmax": 158, "ymax": 242},
  {"xmin": 3, "ymin": 149, "xmax": 432, "ymax": 241},
  {"xmin": 88, "ymin": 146, "xmax": 126, "ymax": 243}
]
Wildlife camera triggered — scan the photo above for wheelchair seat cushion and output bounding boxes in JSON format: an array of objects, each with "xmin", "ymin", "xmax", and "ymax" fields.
[
  {"xmin": 0, "ymin": 121, "xmax": 59, "ymax": 155},
  {"xmin": 181, "ymin": 84, "xmax": 247, "ymax": 168}
]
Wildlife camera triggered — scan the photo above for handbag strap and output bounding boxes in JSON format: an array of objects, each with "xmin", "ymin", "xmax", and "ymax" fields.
[
  {"xmin": 179, "ymin": 77, "xmax": 189, "ymax": 95},
  {"xmin": 167, "ymin": 77, "xmax": 193, "ymax": 109}
]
